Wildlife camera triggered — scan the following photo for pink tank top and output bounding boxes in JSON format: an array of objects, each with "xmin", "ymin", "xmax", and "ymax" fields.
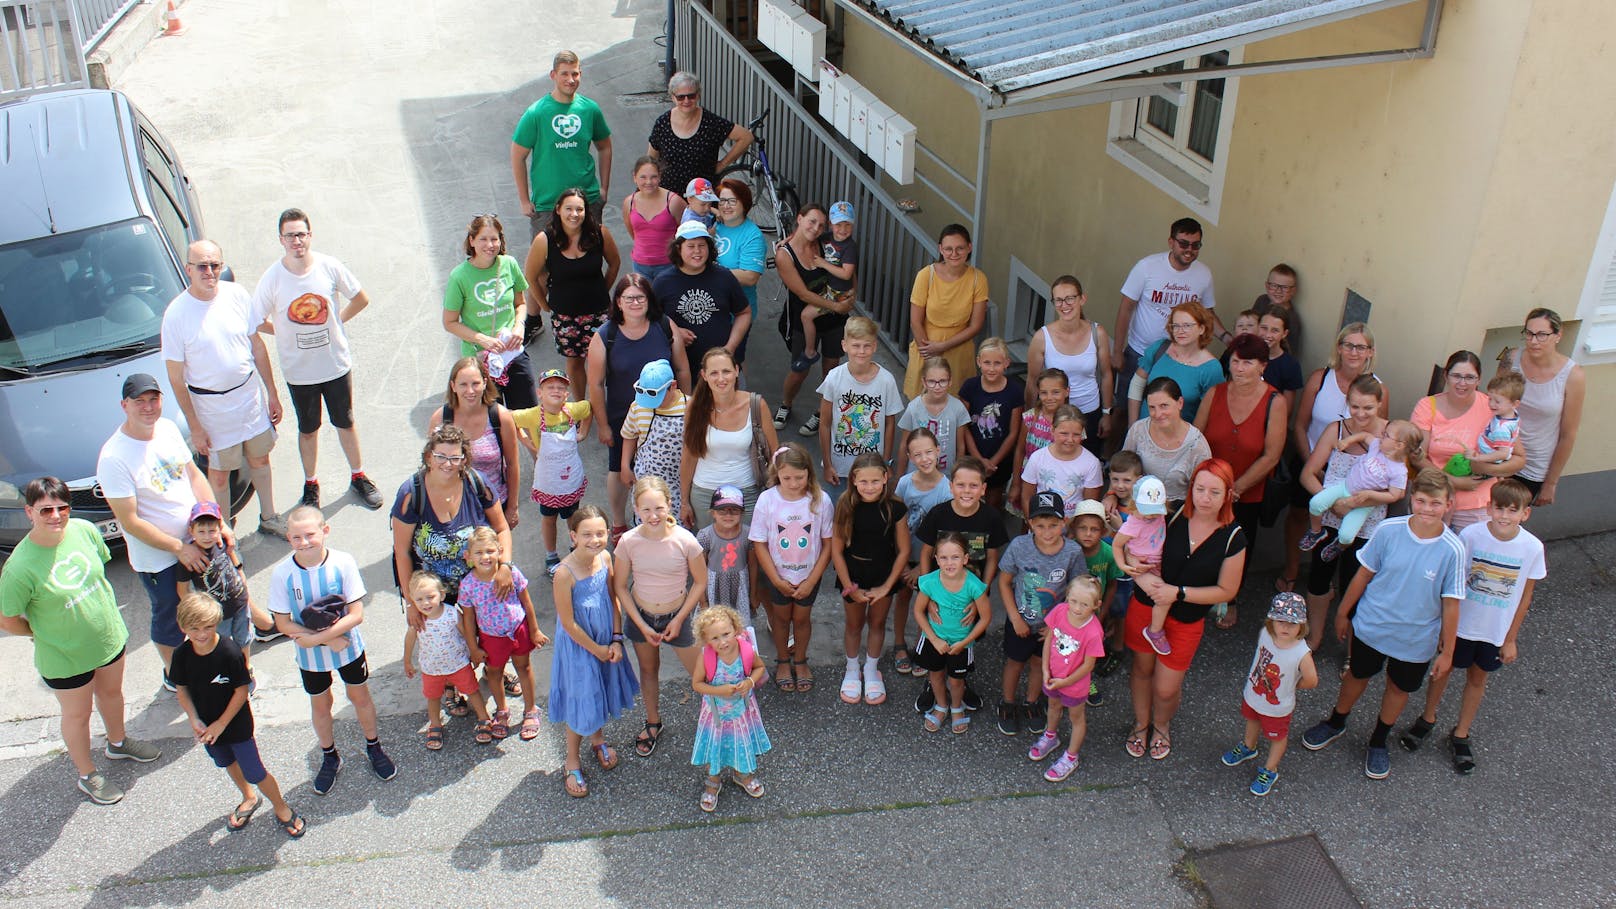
[{"xmin": 629, "ymin": 193, "xmax": 678, "ymax": 265}]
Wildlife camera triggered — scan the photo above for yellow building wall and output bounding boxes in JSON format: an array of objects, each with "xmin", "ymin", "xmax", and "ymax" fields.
[{"xmin": 836, "ymin": 0, "xmax": 1613, "ymax": 477}]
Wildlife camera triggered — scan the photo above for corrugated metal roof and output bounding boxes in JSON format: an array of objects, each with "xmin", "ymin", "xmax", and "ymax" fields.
[{"xmin": 848, "ymin": 0, "xmax": 1409, "ymax": 96}]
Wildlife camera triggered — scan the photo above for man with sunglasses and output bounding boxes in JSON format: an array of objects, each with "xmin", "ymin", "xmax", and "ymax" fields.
[
  {"xmin": 160, "ymin": 240, "xmax": 286, "ymax": 539},
  {"xmin": 1110, "ymin": 217, "xmax": 1226, "ymax": 444},
  {"xmin": 512, "ymin": 49, "xmax": 613, "ymax": 240}
]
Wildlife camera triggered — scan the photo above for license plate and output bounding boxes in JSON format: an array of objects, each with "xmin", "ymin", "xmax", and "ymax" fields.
[{"xmin": 96, "ymin": 519, "xmax": 122, "ymax": 540}]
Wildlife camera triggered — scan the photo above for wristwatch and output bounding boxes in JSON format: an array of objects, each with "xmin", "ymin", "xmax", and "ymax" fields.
[
  {"xmin": 1101, "ymin": 407, "xmax": 1112, "ymax": 415},
  {"xmin": 1175, "ymin": 585, "xmax": 1187, "ymax": 604}
]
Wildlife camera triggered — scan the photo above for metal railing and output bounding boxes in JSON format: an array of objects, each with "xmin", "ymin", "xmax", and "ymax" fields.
[
  {"xmin": 78, "ymin": 0, "xmax": 139, "ymax": 49},
  {"xmin": 678, "ymin": 0, "xmax": 936, "ymax": 352},
  {"xmin": 1, "ymin": 0, "xmax": 139, "ymax": 99}
]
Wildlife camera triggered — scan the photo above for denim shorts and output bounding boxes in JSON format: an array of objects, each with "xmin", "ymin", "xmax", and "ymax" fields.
[{"xmin": 138, "ymin": 563, "xmax": 186, "ymax": 647}]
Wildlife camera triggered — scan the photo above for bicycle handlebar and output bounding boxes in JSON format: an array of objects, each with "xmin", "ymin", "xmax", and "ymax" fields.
[{"xmin": 745, "ymin": 108, "xmax": 770, "ymax": 133}]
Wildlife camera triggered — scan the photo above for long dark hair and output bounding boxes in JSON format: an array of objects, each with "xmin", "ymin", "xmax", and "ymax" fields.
[
  {"xmin": 544, "ymin": 187, "xmax": 602, "ymax": 253},
  {"xmin": 684, "ymin": 347, "xmax": 741, "ymax": 460},
  {"xmin": 832, "ymin": 452, "xmax": 900, "ymax": 540}
]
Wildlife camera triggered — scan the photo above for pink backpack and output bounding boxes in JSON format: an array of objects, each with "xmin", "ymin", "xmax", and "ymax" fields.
[{"xmin": 702, "ymin": 634, "xmax": 756, "ymax": 682}]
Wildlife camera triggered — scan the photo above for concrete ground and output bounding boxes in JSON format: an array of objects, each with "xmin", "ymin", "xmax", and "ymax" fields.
[{"xmin": 0, "ymin": 1, "xmax": 1612, "ymax": 906}]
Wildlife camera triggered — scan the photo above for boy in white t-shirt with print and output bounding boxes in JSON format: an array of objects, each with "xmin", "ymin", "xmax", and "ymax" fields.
[
  {"xmin": 1398, "ymin": 479, "xmax": 1544, "ymax": 774},
  {"xmin": 816, "ymin": 317, "xmax": 903, "ymax": 488}
]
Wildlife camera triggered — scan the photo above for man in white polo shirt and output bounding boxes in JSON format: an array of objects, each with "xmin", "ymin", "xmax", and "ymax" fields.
[{"xmin": 161, "ymin": 240, "xmax": 287, "ymax": 538}]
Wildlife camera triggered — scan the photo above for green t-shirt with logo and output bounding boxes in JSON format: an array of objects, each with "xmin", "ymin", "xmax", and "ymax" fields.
[
  {"xmin": 443, "ymin": 255, "xmax": 529, "ymax": 357},
  {"xmin": 512, "ymin": 94, "xmax": 611, "ymax": 208},
  {"xmin": 0, "ymin": 519, "xmax": 128, "ymax": 679}
]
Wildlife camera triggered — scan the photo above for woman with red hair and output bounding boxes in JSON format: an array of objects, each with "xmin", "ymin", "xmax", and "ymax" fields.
[{"xmin": 1120, "ymin": 458, "xmax": 1249, "ymax": 761}]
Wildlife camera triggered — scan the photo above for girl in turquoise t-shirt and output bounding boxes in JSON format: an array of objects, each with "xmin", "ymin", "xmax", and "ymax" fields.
[{"xmin": 912, "ymin": 533, "xmax": 990, "ymax": 734}]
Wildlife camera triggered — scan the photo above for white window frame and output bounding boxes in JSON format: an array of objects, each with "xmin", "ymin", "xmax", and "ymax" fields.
[
  {"xmin": 1003, "ymin": 255, "xmax": 1050, "ymax": 362},
  {"xmin": 1106, "ymin": 47, "xmax": 1243, "ymax": 225},
  {"xmin": 1573, "ymin": 179, "xmax": 1616, "ymax": 365}
]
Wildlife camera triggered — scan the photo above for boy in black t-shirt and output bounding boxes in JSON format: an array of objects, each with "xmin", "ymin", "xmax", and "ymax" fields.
[
  {"xmin": 913, "ymin": 457, "xmax": 1010, "ymax": 714},
  {"xmin": 172, "ymin": 593, "xmax": 304, "ymax": 837}
]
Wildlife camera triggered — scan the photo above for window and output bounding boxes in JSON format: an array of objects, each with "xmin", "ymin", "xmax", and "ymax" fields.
[
  {"xmin": 1003, "ymin": 256, "xmax": 1050, "ymax": 361},
  {"xmin": 1574, "ymin": 180, "xmax": 1616, "ymax": 365},
  {"xmin": 137, "ymin": 129, "xmax": 189, "ymax": 252},
  {"xmin": 1107, "ymin": 48, "xmax": 1242, "ymax": 223}
]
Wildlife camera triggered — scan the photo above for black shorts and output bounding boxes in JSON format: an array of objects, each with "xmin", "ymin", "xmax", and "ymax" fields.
[
  {"xmin": 1514, "ymin": 476, "xmax": 1544, "ymax": 498},
  {"xmin": 1451, "ymin": 637, "xmax": 1503, "ymax": 672},
  {"xmin": 288, "ymin": 373, "xmax": 355, "ymax": 434},
  {"xmin": 913, "ymin": 635, "xmax": 974, "ymax": 678},
  {"xmin": 1306, "ymin": 536, "xmax": 1367, "ymax": 597},
  {"xmin": 42, "ymin": 645, "xmax": 125, "ymax": 691},
  {"xmin": 1002, "ymin": 618, "xmax": 1042, "ymax": 663},
  {"xmin": 981, "ymin": 456, "xmax": 1013, "ymax": 491},
  {"xmin": 300, "ymin": 653, "xmax": 370, "ymax": 695},
  {"xmin": 496, "ymin": 351, "xmax": 539, "ymax": 411},
  {"xmin": 786, "ymin": 306, "xmax": 846, "ymax": 371},
  {"xmin": 844, "ymin": 555, "xmax": 893, "ymax": 591},
  {"xmin": 768, "ymin": 579, "xmax": 819, "ymax": 608},
  {"xmin": 1346, "ymin": 632, "xmax": 1428, "ymax": 693}
]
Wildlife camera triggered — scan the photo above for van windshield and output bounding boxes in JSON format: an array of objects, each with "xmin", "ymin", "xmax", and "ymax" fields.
[{"xmin": 0, "ymin": 219, "xmax": 183, "ymax": 375}]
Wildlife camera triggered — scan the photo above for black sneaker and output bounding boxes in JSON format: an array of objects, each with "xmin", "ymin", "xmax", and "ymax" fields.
[
  {"xmin": 1087, "ymin": 680, "xmax": 1104, "ymax": 707},
  {"xmin": 962, "ymin": 685, "xmax": 982, "ymax": 712},
  {"xmin": 350, "ymin": 474, "xmax": 383, "ymax": 510},
  {"xmin": 773, "ymin": 404, "xmax": 790, "ymax": 429},
  {"xmin": 797, "ymin": 413, "xmax": 821, "ymax": 437},
  {"xmin": 300, "ymin": 480, "xmax": 320, "ymax": 509},
  {"xmin": 1022, "ymin": 700, "xmax": 1047, "ymax": 733},
  {"xmin": 367, "ymin": 742, "xmax": 397, "ymax": 781},
  {"xmin": 913, "ymin": 686, "xmax": 936, "ymax": 714},
  {"xmin": 996, "ymin": 702, "xmax": 1020, "ymax": 736},
  {"xmin": 161, "ymin": 671, "xmax": 176, "ymax": 693},
  {"xmin": 255, "ymin": 626, "xmax": 286, "ymax": 643},
  {"xmin": 313, "ymin": 751, "xmax": 342, "ymax": 795}
]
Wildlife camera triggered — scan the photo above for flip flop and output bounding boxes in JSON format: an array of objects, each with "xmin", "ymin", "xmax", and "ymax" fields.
[
  {"xmin": 277, "ymin": 809, "xmax": 306, "ymax": 838},
  {"xmin": 564, "ymin": 768, "xmax": 589, "ymax": 798},
  {"xmin": 227, "ymin": 796, "xmax": 262, "ymax": 831},
  {"xmin": 592, "ymin": 742, "xmax": 619, "ymax": 771}
]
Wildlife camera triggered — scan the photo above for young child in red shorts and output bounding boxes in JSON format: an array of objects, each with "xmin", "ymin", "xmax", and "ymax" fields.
[
  {"xmin": 1220, "ymin": 592, "xmax": 1318, "ymax": 796},
  {"xmin": 403, "ymin": 572, "xmax": 492, "ymax": 749}
]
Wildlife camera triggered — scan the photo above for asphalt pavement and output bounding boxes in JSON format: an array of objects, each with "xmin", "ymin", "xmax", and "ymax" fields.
[{"xmin": 0, "ymin": 1, "xmax": 1612, "ymax": 906}]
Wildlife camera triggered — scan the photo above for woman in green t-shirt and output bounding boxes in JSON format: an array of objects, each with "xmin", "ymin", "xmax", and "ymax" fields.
[
  {"xmin": 442, "ymin": 215, "xmax": 540, "ymax": 410},
  {"xmin": 0, "ymin": 477, "xmax": 158, "ymax": 805}
]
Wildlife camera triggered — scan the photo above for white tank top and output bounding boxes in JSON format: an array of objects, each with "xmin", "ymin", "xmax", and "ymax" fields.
[
  {"xmin": 1242, "ymin": 627, "xmax": 1311, "ymax": 718},
  {"xmin": 1305, "ymin": 368, "xmax": 1380, "ymax": 450},
  {"xmin": 1508, "ymin": 350, "xmax": 1574, "ymax": 482},
  {"xmin": 693, "ymin": 404, "xmax": 757, "ymax": 488},
  {"xmin": 1039, "ymin": 323, "xmax": 1101, "ymax": 412}
]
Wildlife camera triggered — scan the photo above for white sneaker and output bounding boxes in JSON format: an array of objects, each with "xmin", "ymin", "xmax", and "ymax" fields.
[{"xmin": 839, "ymin": 663, "xmax": 862, "ymax": 704}]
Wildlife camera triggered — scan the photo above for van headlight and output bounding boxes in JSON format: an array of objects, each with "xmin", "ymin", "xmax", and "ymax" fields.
[{"xmin": 0, "ymin": 481, "xmax": 21, "ymax": 508}]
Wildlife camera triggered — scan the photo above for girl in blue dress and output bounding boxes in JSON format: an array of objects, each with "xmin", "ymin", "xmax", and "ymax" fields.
[
  {"xmin": 550, "ymin": 505, "xmax": 640, "ymax": 798},
  {"xmin": 690, "ymin": 605, "xmax": 770, "ymax": 812}
]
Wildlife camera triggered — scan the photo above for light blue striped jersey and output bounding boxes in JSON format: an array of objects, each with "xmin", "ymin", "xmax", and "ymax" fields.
[{"xmin": 267, "ymin": 548, "xmax": 367, "ymax": 673}]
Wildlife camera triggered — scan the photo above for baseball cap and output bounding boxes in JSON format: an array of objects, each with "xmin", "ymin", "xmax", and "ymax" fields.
[
  {"xmin": 121, "ymin": 373, "xmax": 161, "ymax": 399},
  {"xmin": 1268, "ymin": 592, "xmax": 1307, "ymax": 625},
  {"xmin": 537, "ymin": 367, "xmax": 569, "ymax": 386},
  {"xmin": 1072, "ymin": 499, "xmax": 1107, "ymax": 522},
  {"xmin": 711, "ymin": 484, "xmax": 745, "ymax": 511},
  {"xmin": 1027, "ymin": 490, "xmax": 1066, "ymax": 520},
  {"xmin": 685, "ymin": 178, "xmax": 719, "ymax": 201},
  {"xmin": 188, "ymin": 501, "xmax": 223, "ymax": 526},
  {"xmin": 633, "ymin": 359, "xmax": 675, "ymax": 410},
  {"xmin": 829, "ymin": 201, "xmax": 855, "ymax": 224},
  {"xmin": 674, "ymin": 219, "xmax": 711, "ymax": 242},
  {"xmin": 1134, "ymin": 475, "xmax": 1168, "ymax": 516}
]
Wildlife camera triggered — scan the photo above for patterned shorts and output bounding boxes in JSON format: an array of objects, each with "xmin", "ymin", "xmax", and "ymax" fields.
[{"xmin": 551, "ymin": 310, "xmax": 608, "ymax": 359}]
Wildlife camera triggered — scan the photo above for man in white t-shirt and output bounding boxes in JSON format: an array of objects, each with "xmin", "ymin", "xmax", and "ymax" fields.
[
  {"xmin": 97, "ymin": 373, "xmax": 226, "ymax": 683},
  {"xmin": 1109, "ymin": 218, "xmax": 1229, "ymax": 443},
  {"xmin": 250, "ymin": 209, "xmax": 383, "ymax": 511},
  {"xmin": 161, "ymin": 240, "xmax": 286, "ymax": 538}
]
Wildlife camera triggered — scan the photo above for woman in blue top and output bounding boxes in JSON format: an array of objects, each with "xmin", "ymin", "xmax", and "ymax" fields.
[
  {"xmin": 1128, "ymin": 301, "xmax": 1224, "ymax": 424},
  {"xmin": 585, "ymin": 274, "xmax": 692, "ymax": 538},
  {"xmin": 714, "ymin": 179, "xmax": 767, "ymax": 366}
]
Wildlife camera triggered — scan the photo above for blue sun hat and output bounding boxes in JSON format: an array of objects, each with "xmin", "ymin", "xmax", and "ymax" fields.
[{"xmin": 633, "ymin": 359, "xmax": 675, "ymax": 410}]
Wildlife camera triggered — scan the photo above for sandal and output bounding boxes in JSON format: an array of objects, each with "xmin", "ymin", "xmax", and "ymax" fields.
[
  {"xmin": 792, "ymin": 659, "xmax": 814, "ymax": 692},
  {"xmin": 592, "ymin": 742, "xmax": 619, "ymax": 771},
  {"xmin": 473, "ymin": 720, "xmax": 493, "ymax": 745},
  {"xmin": 490, "ymin": 709, "xmax": 510, "ymax": 740},
  {"xmin": 634, "ymin": 721, "xmax": 664, "ymax": 757},
  {"xmin": 277, "ymin": 809, "xmax": 307, "ymax": 838},
  {"xmin": 1149, "ymin": 727, "xmax": 1172, "ymax": 761},
  {"xmin": 503, "ymin": 667, "xmax": 522, "ymax": 698},
  {"xmin": 863, "ymin": 666, "xmax": 887, "ymax": 705},
  {"xmin": 519, "ymin": 708, "xmax": 542, "ymax": 741},
  {"xmin": 424, "ymin": 725, "xmax": 444, "ymax": 751},
  {"xmin": 773, "ymin": 659, "xmax": 797, "ymax": 692},
  {"xmin": 1126, "ymin": 725, "xmax": 1149, "ymax": 759},
  {"xmin": 950, "ymin": 707, "xmax": 970, "ymax": 734},
  {"xmin": 227, "ymin": 796, "xmax": 262, "ymax": 831},
  {"xmin": 564, "ymin": 768, "xmax": 589, "ymax": 798},
  {"xmin": 1449, "ymin": 731, "xmax": 1476, "ymax": 775},
  {"xmin": 734, "ymin": 774, "xmax": 765, "ymax": 798},
  {"xmin": 923, "ymin": 706, "xmax": 947, "ymax": 733},
  {"xmin": 441, "ymin": 690, "xmax": 471, "ymax": 718},
  {"xmin": 1400, "ymin": 716, "xmax": 1435, "ymax": 752},
  {"xmin": 893, "ymin": 647, "xmax": 914, "ymax": 676},
  {"xmin": 700, "ymin": 776, "xmax": 722, "ymax": 812}
]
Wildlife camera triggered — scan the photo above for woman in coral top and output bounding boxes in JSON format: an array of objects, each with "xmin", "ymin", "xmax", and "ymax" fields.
[{"xmin": 1411, "ymin": 350, "xmax": 1524, "ymax": 529}]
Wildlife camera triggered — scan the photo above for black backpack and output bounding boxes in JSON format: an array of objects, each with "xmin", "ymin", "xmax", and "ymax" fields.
[{"xmin": 391, "ymin": 468, "xmax": 495, "ymax": 592}]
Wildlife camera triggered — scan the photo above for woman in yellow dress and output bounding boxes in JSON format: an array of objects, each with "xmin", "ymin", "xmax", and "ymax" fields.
[{"xmin": 904, "ymin": 224, "xmax": 988, "ymax": 398}]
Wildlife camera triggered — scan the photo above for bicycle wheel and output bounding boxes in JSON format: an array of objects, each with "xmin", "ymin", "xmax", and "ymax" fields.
[
  {"xmin": 772, "ymin": 183, "xmax": 800, "ymax": 239},
  {"xmin": 716, "ymin": 162, "xmax": 778, "ymax": 234}
]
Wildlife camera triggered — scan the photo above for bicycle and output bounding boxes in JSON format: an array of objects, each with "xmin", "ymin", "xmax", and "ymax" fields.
[{"xmin": 716, "ymin": 108, "xmax": 800, "ymax": 237}]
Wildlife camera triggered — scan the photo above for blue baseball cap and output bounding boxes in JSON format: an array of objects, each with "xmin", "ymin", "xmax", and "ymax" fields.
[
  {"xmin": 633, "ymin": 359, "xmax": 675, "ymax": 410},
  {"xmin": 829, "ymin": 201, "xmax": 855, "ymax": 224}
]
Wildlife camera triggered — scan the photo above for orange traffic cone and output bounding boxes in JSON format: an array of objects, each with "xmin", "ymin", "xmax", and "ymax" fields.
[{"xmin": 161, "ymin": 1, "xmax": 187, "ymax": 37}]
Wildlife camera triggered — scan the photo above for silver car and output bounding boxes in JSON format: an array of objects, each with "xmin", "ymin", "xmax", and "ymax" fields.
[{"xmin": 0, "ymin": 88, "xmax": 248, "ymax": 548}]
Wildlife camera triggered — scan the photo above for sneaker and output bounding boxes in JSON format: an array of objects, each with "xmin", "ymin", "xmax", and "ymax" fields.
[
  {"xmin": 313, "ymin": 751, "xmax": 342, "ymax": 795},
  {"xmin": 1027, "ymin": 730, "xmax": 1061, "ymax": 762},
  {"xmin": 790, "ymin": 351, "xmax": 822, "ymax": 373},
  {"xmin": 1087, "ymin": 681, "xmax": 1104, "ymax": 707},
  {"xmin": 1221, "ymin": 742, "xmax": 1260, "ymax": 766},
  {"xmin": 962, "ymin": 686, "xmax": 983, "ymax": 712},
  {"xmin": 350, "ymin": 473, "xmax": 384, "ymax": 510},
  {"xmin": 1095, "ymin": 652, "xmax": 1121, "ymax": 678},
  {"xmin": 1298, "ymin": 529, "xmax": 1329, "ymax": 551},
  {"xmin": 545, "ymin": 553, "xmax": 562, "ymax": 578},
  {"xmin": 1398, "ymin": 717, "xmax": 1435, "ymax": 752},
  {"xmin": 1364, "ymin": 745, "xmax": 1391, "ymax": 780},
  {"xmin": 913, "ymin": 686, "xmax": 936, "ymax": 714},
  {"xmin": 1142, "ymin": 627, "xmax": 1172, "ymax": 656},
  {"xmin": 773, "ymin": 404, "xmax": 790, "ymax": 429},
  {"xmin": 255, "ymin": 626, "xmax": 286, "ymax": 643},
  {"xmin": 1302, "ymin": 720, "xmax": 1346, "ymax": 751},
  {"xmin": 161, "ymin": 671, "xmax": 176, "ymax": 693},
  {"xmin": 1319, "ymin": 539, "xmax": 1343, "ymax": 563},
  {"xmin": 77, "ymin": 771, "xmax": 124, "ymax": 805},
  {"xmin": 996, "ymin": 702, "xmax": 1020, "ymax": 736},
  {"xmin": 104, "ymin": 737, "xmax": 160, "ymax": 763},
  {"xmin": 257, "ymin": 513, "xmax": 289, "ymax": 539},
  {"xmin": 1250, "ymin": 767, "xmax": 1280, "ymax": 796},
  {"xmin": 299, "ymin": 480, "xmax": 320, "ymax": 509},
  {"xmin": 797, "ymin": 413, "xmax": 820, "ymax": 437},
  {"xmin": 1044, "ymin": 750, "xmax": 1080, "ymax": 782},
  {"xmin": 367, "ymin": 742, "xmax": 397, "ymax": 781},
  {"xmin": 1022, "ymin": 700, "xmax": 1047, "ymax": 734}
]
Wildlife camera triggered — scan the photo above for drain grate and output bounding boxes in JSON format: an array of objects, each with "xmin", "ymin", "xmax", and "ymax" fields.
[{"xmin": 1190, "ymin": 834, "xmax": 1362, "ymax": 909}]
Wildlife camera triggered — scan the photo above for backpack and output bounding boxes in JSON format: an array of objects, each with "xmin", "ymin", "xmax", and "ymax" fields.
[
  {"xmin": 702, "ymin": 634, "xmax": 756, "ymax": 682},
  {"xmin": 391, "ymin": 468, "xmax": 495, "ymax": 591},
  {"xmin": 602, "ymin": 317, "xmax": 674, "ymax": 358}
]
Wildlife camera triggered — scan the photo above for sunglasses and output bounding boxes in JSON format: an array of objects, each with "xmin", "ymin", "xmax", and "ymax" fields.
[
  {"xmin": 673, "ymin": 92, "xmax": 699, "ymax": 101},
  {"xmin": 633, "ymin": 383, "xmax": 671, "ymax": 397},
  {"xmin": 1173, "ymin": 238, "xmax": 1203, "ymax": 250},
  {"xmin": 33, "ymin": 504, "xmax": 71, "ymax": 516},
  {"xmin": 189, "ymin": 261, "xmax": 224, "ymax": 272}
]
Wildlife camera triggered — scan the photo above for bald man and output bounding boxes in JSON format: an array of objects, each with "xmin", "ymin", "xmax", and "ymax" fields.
[{"xmin": 160, "ymin": 240, "xmax": 287, "ymax": 538}]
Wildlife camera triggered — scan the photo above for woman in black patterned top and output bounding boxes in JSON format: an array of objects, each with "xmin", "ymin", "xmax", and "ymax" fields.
[{"xmin": 647, "ymin": 72, "xmax": 753, "ymax": 195}]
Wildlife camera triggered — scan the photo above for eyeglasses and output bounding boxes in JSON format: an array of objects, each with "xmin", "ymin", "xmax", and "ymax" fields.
[
  {"xmin": 619, "ymin": 293, "xmax": 648, "ymax": 303},
  {"xmin": 717, "ymin": 197, "xmax": 740, "ymax": 205},
  {"xmin": 1520, "ymin": 329, "xmax": 1557, "ymax": 341},
  {"xmin": 1339, "ymin": 342, "xmax": 1372, "ymax": 353},
  {"xmin": 188, "ymin": 261, "xmax": 224, "ymax": 272},
  {"xmin": 1173, "ymin": 238, "xmax": 1203, "ymax": 250},
  {"xmin": 431, "ymin": 453, "xmax": 467, "ymax": 464},
  {"xmin": 1052, "ymin": 294, "xmax": 1081, "ymax": 304},
  {"xmin": 33, "ymin": 504, "xmax": 70, "ymax": 516},
  {"xmin": 673, "ymin": 92, "xmax": 699, "ymax": 101},
  {"xmin": 1265, "ymin": 281, "xmax": 1295, "ymax": 292},
  {"xmin": 281, "ymin": 231, "xmax": 310, "ymax": 241},
  {"xmin": 1447, "ymin": 372, "xmax": 1480, "ymax": 384},
  {"xmin": 923, "ymin": 378, "xmax": 949, "ymax": 387},
  {"xmin": 1169, "ymin": 322, "xmax": 1200, "ymax": 332}
]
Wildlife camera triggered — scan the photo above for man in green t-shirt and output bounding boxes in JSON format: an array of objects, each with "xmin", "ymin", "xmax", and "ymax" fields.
[{"xmin": 511, "ymin": 49, "xmax": 613, "ymax": 239}]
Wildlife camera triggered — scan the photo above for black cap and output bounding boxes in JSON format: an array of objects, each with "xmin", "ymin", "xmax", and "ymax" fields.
[
  {"xmin": 1028, "ymin": 490, "xmax": 1066, "ymax": 520},
  {"xmin": 121, "ymin": 373, "xmax": 161, "ymax": 399}
]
